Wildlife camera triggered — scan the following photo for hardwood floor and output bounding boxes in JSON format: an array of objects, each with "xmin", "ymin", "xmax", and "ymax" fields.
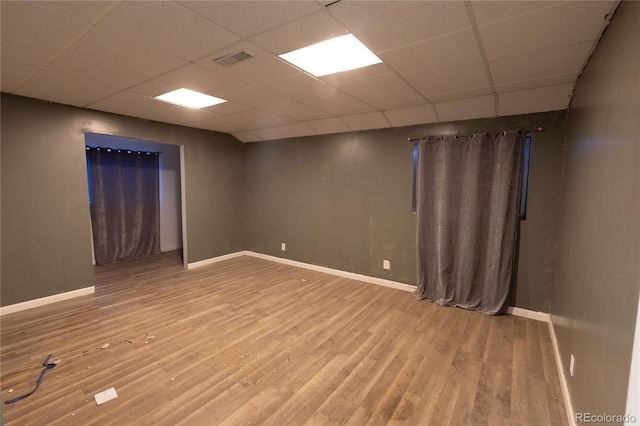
[{"xmin": 1, "ymin": 251, "xmax": 567, "ymax": 425}]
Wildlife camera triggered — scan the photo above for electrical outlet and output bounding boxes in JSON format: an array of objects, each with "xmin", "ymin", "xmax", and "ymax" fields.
[
  {"xmin": 570, "ymin": 354, "xmax": 575, "ymax": 377},
  {"xmin": 281, "ymin": 243, "xmax": 286, "ymax": 251},
  {"xmin": 383, "ymin": 260, "xmax": 391, "ymax": 270}
]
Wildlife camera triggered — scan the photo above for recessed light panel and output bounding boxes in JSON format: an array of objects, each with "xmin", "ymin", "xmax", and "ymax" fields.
[
  {"xmin": 279, "ymin": 34, "xmax": 382, "ymax": 77},
  {"xmin": 154, "ymin": 88, "xmax": 227, "ymax": 109}
]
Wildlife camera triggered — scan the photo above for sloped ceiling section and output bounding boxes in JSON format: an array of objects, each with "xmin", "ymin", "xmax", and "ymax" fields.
[{"xmin": 0, "ymin": 1, "xmax": 617, "ymax": 142}]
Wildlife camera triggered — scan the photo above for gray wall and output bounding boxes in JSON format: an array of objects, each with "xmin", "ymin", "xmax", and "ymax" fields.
[
  {"xmin": 1, "ymin": 94, "xmax": 244, "ymax": 306},
  {"xmin": 244, "ymin": 110, "xmax": 567, "ymax": 312},
  {"xmin": 1, "ymin": 98, "xmax": 567, "ymax": 313},
  {"xmin": 551, "ymin": 1, "xmax": 640, "ymax": 418}
]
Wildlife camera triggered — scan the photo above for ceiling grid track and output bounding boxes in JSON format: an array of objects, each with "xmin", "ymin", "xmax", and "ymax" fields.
[{"xmin": 463, "ymin": 1, "xmax": 498, "ymax": 116}]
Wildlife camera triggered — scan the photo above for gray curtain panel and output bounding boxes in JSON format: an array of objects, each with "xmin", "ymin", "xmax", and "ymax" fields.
[
  {"xmin": 414, "ymin": 131, "xmax": 524, "ymax": 315},
  {"xmin": 87, "ymin": 148, "xmax": 160, "ymax": 265}
]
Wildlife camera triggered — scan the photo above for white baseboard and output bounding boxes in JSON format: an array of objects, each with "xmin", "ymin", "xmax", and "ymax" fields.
[
  {"xmin": 183, "ymin": 251, "xmax": 559, "ymax": 323},
  {"xmin": 548, "ymin": 316, "xmax": 576, "ymax": 426},
  {"xmin": 505, "ymin": 307, "xmax": 574, "ymax": 425},
  {"xmin": 187, "ymin": 251, "xmax": 247, "ymax": 270},
  {"xmin": 0, "ymin": 286, "xmax": 95, "ymax": 316},
  {"xmin": 244, "ymin": 251, "xmax": 417, "ymax": 293},
  {"xmin": 506, "ymin": 306, "xmax": 550, "ymax": 322},
  {"xmin": 161, "ymin": 245, "xmax": 182, "ymax": 253}
]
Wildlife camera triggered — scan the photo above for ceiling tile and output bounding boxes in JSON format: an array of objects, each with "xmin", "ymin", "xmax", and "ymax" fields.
[
  {"xmin": 319, "ymin": 63, "xmax": 390, "ymax": 86},
  {"xmin": 203, "ymin": 102, "xmax": 252, "ymax": 115},
  {"xmin": 190, "ymin": 115, "xmax": 257, "ymax": 132},
  {"xmin": 408, "ymin": 63, "xmax": 490, "ymax": 100},
  {"xmin": 307, "ymin": 117, "xmax": 351, "ymax": 135},
  {"xmin": 300, "ymin": 91, "xmax": 370, "ymax": 114},
  {"xmin": 260, "ymin": 99, "xmax": 331, "ymax": 121},
  {"xmin": 97, "ymin": 2, "xmax": 240, "ymax": 61},
  {"xmin": 435, "ymin": 95, "xmax": 496, "ymax": 122},
  {"xmin": 379, "ymin": 28, "xmax": 483, "ymax": 78},
  {"xmin": 197, "ymin": 42, "xmax": 299, "ymax": 85},
  {"xmin": 220, "ymin": 86, "xmax": 286, "ymax": 109},
  {"xmin": 16, "ymin": 71, "xmax": 117, "ymax": 107},
  {"xmin": 335, "ymin": 72, "xmax": 421, "ymax": 106},
  {"xmin": 127, "ymin": 80, "xmax": 255, "ymax": 118},
  {"xmin": 372, "ymin": 97, "xmax": 428, "ymax": 112},
  {"xmin": 498, "ymin": 84, "xmax": 573, "ymax": 116},
  {"xmin": 1, "ymin": 36, "xmax": 60, "ymax": 69},
  {"xmin": 490, "ymin": 42, "xmax": 593, "ymax": 85},
  {"xmin": 0, "ymin": 0, "xmax": 617, "ymax": 136},
  {"xmin": 159, "ymin": 64, "xmax": 248, "ymax": 97},
  {"xmin": 0, "ymin": 61, "xmax": 37, "ymax": 92},
  {"xmin": 495, "ymin": 73, "xmax": 578, "ymax": 94},
  {"xmin": 470, "ymin": 1, "xmax": 562, "ymax": 26},
  {"xmin": 43, "ymin": 54, "xmax": 148, "ymax": 91},
  {"xmin": 229, "ymin": 109, "xmax": 298, "ymax": 129},
  {"xmin": 330, "ymin": 105, "xmax": 378, "ymax": 116},
  {"xmin": 179, "ymin": 1, "xmax": 322, "ymax": 38},
  {"xmin": 88, "ymin": 92, "xmax": 224, "ymax": 127},
  {"xmin": 258, "ymin": 73, "xmax": 336, "ymax": 101},
  {"xmin": 88, "ymin": 91, "xmax": 179, "ymax": 118},
  {"xmin": 65, "ymin": 28, "xmax": 188, "ymax": 77},
  {"xmin": 328, "ymin": 0, "xmax": 471, "ymax": 52},
  {"xmin": 253, "ymin": 127, "xmax": 288, "ymax": 141},
  {"xmin": 0, "ymin": 1, "xmax": 91, "ymax": 50},
  {"xmin": 250, "ymin": 11, "xmax": 347, "ymax": 55},
  {"xmin": 384, "ymin": 104, "xmax": 438, "ymax": 128},
  {"xmin": 13, "ymin": 84, "xmax": 90, "ymax": 108},
  {"xmin": 425, "ymin": 87, "xmax": 493, "ymax": 104},
  {"xmin": 34, "ymin": 1, "xmax": 117, "ymax": 24},
  {"xmin": 202, "ymin": 102, "xmax": 253, "ymax": 117},
  {"xmin": 160, "ymin": 106, "xmax": 224, "ymax": 126},
  {"xmin": 128, "ymin": 80, "xmax": 177, "ymax": 98},
  {"xmin": 342, "ymin": 111, "xmax": 390, "ymax": 131},
  {"xmin": 479, "ymin": 1, "xmax": 614, "ymax": 61},
  {"xmin": 232, "ymin": 131, "xmax": 262, "ymax": 143},
  {"xmin": 273, "ymin": 122, "xmax": 317, "ymax": 139}
]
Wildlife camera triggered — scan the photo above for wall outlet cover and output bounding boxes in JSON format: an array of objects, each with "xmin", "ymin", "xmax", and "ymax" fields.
[{"xmin": 94, "ymin": 387, "xmax": 118, "ymax": 405}]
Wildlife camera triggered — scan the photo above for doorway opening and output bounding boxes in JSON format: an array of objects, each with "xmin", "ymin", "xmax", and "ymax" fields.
[{"xmin": 84, "ymin": 133, "xmax": 186, "ymax": 272}]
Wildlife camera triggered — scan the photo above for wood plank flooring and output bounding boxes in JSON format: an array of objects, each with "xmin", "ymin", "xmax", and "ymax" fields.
[{"xmin": 1, "ymin": 251, "xmax": 567, "ymax": 425}]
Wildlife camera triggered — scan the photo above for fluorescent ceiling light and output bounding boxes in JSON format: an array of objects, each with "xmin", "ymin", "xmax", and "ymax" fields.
[
  {"xmin": 154, "ymin": 88, "xmax": 226, "ymax": 109},
  {"xmin": 279, "ymin": 34, "xmax": 382, "ymax": 77}
]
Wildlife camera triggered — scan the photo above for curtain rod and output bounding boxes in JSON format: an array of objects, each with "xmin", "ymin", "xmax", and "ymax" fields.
[
  {"xmin": 407, "ymin": 127, "xmax": 544, "ymax": 143},
  {"xmin": 86, "ymin": 146, "xmax": 160, "ymax": 155}
]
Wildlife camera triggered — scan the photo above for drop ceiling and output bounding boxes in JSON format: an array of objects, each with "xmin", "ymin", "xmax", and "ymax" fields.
[{"xmin": 0, "ymin": 1, "xmax": 618, "ymax": 142}]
